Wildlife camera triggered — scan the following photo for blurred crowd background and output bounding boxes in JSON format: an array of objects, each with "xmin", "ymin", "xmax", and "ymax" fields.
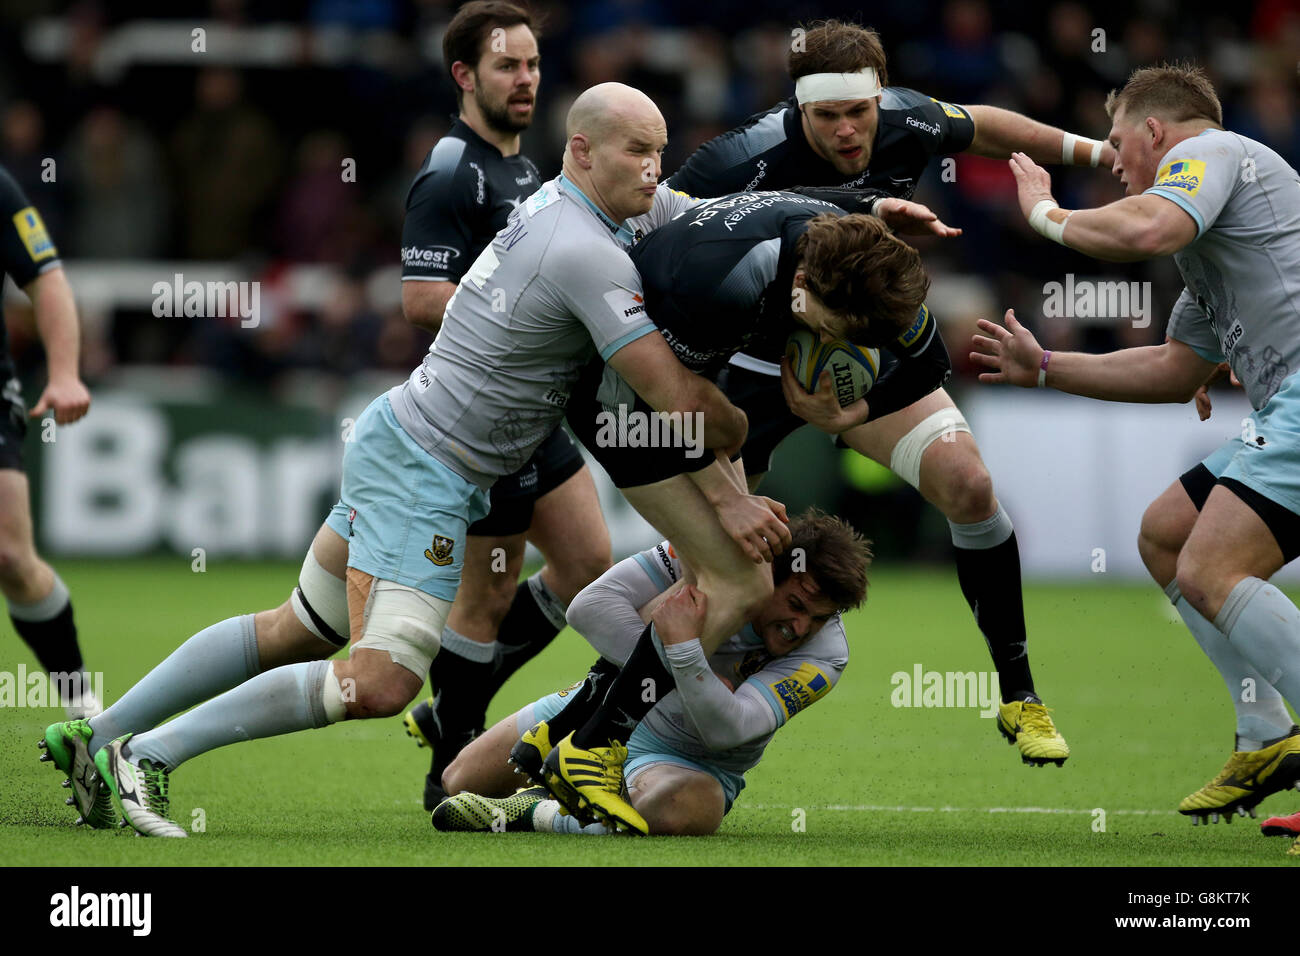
[{"xmin": 1, "ymin": 0, "xmax": 1297, "ymax": 561}]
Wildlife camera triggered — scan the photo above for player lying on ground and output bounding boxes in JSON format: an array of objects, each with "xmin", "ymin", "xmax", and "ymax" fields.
[
  {"xmin": 527, "ymin": 194, "xmax": 944, "ymax": 832},
  {"xmin": 431, "ymin": 510, "xmax": 868, "ymax": 836},
  {"xmin": 666, "ymin": 18, "xmax": 1123, "ymax": 766},
  {"xmin": 0, "ymin": 163, "xmax": 97, "ymax": 720},
  {"xmin": 969, "ymin": 61, "xmax": 1300, "ymax": 854},
  {"xmin": 394, "ymin": 1, "xmax": 615, "ymax": 812},
  {"xmin": 39, "ymin": 82, "xmax": 756, "ymax": 837}
]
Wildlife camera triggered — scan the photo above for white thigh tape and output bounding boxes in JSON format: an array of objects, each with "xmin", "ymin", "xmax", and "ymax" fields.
[
  {"xmin": 889, "ymin": 408, "xmax": 972, "ymax": 489},
  {"xmin": 291, "ymin": 547, "xmax": 349, "ymax": 645},
  {"xmin": 354, "ymin": 580, "xmax": 452, "ymax": 678}
]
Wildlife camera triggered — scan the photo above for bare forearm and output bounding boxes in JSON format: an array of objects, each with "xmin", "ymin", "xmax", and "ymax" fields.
[
  {"xmin": 967, "ymin": 106, "xmax": 1103, "ymax": 165},
  {"xmin": 27, "ymin": 269, "xmax": 80, "ymax": 381},
  {"xmin": 1057, "ymin": 205, "xmax": 1166, "ymax": 262},
  {"xmin": 1045, "ymin": 346, "xmax": 1203, "ymax": 403}
]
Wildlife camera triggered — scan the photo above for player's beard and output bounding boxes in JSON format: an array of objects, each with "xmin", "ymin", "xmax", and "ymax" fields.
[{"xmin": 476, "ymin": 85, "xmax": 533, "ymax": 135}]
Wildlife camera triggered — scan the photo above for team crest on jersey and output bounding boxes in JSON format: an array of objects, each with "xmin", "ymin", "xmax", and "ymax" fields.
[
  {"xmin": 734, "ymin": 648, "xmax": 771, "ymax": 682},
  {"xmin": 12, "ymin": 207, "xmax": 55, "ymax": 262},
  {"xmin": 1153, "ymin": 158, "xmax": 1206, "ymax": 196},
  {"xmin": 930, "ymin": 98, "xmax": 966, "ymax": 120},
  {"xmin": 424, "ymin": 535, "xmax": 455, "ymax": 566},
  {"xmin": 768, "ymin": 663, "xmax": 832, "ymax": 718}
]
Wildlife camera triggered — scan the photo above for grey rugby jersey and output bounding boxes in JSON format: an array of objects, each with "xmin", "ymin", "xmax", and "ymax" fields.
[
  {"xmin": 388, "ymin": 176, "xmax": 700, "ymax": 488},
  {"xmin": 1154, "ymin": 130, "xmax": 1300, "ymax": 409}
]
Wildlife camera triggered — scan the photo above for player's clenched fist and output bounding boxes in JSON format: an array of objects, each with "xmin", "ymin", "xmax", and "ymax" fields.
[
  {"xmin": 30, "ymin": 377, "xmax": 91, "ymax": 425},
  {"xmin": 652, "ymin": 583, "xmax": 708, "ymax": 646},
  {"xmin": 716, "ymin": 491, "xmax": 791, "ymax": 564},
  {"xmin": 969, "ymin": 309, "xmax": 1045, "ymax": 388}
]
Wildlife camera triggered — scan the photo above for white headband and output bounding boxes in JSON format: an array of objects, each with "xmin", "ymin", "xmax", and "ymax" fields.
[{"xmin": 794, "ymin": 68, "xmax": 881, "ymax": 104}]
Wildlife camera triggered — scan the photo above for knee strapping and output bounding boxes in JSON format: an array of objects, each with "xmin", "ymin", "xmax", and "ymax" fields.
[{"xmin": 889, "ymin": 409, "xmax": 972, "ymax": 490}]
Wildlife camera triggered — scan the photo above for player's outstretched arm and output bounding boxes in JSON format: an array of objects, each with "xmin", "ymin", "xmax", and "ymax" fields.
[
  {"xmin": 24, "ymin": 266, "xmax": 90, "ymax": 425},
  {"xmin": 970, "ymin": 308, "xmax": 1220, "ymax": 403},
  {"xmin": 1009, "ymin": 152, "xmax": 1196, "ymax": 261},
  {"xmin": 964, "ymin": 105, "xmax": 1116, "ymax": 169}
]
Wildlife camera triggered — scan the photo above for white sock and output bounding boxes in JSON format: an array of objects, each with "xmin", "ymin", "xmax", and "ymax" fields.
[
  {"xmin": 1167, "ymin": 582, "xmax": 1293, "ymax": 748},
  {"xmin": 1214, "ymin": 577, "xmax": 1300, "ymax": 722},
  {"xmin": 532, "ymin": 799, "xmax": 611, "ymax": 834}
]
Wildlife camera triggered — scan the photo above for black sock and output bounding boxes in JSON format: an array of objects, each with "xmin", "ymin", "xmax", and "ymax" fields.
[
  {"xmin": 11, "ymin": 600, "xmax": 82, "ymax": 675},
  {"xmin": 426, "ymin": 631, "xmax": 496, "ymax": 768},
  {"xmin": 489, "ymin": 579, "xmax": 564, "ymax": 696},
  {"xmin": 572, "ymin": 623, "xmax": 673, "ymax": 749},
  {"xmin": 541, "ymin": 657, "xmax": 620, "ymax": 743},
  {"xmin": 953, "ymin": 532, "xmax": 1036, "ymax": 702}
]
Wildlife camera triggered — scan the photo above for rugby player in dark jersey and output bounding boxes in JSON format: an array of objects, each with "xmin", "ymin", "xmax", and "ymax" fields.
[
  {"xmin": 398, "ymin": 1, "xmax": 619, "ymax": 811},
  {"xmin": 0, "ymin": 163, "xmax": 97, "ymax": 721},
  {"xmin": 664, "ymin": 20, "xmax": 1121, "ymax": 766}
]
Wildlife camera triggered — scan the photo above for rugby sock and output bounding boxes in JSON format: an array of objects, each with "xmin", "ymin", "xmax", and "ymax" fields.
[
  {"xmin": 428, "ymin": 627, "xmax": 497, "ymax": 740},
  {"xmin": 489, "ymin": 573, "xmax": 568, "ymax": 694},
  {"xmin": 1165, "ymin": 582, "xmax": 1293, "ymax": 748},
  {"xmin": 537, "ymin": 657, "xmax": 619, "ymax": 743},
  {"xmin": 1214, "ymin": 577, "xmax": 1300, "ymax": 717},
  {"xmin": 9, "ymin": 573, "xmax": 83, "ymax": 676},
  {"xmin": 88, "ymin": 614, "xmax": 259, "ymax": 754},
  {"xmin": 127, "ymin": 659, "xmax": 335, "ymax": 770},
  {"xmin": 533, "ymin": 798, "xmax": 611, "ymax": 834},
  {"xmin": 572, "ymin": 623, "xmax": 672, "ymax": 750},
  {"xmin": 949, "ymin": 506, "xmax": 1036, "ymax": 701}
]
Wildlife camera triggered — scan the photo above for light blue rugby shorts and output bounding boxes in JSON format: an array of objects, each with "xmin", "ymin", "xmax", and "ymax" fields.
[{"xmin": 326, "ymin": 394, "xmax": 489, "ymax": 601}]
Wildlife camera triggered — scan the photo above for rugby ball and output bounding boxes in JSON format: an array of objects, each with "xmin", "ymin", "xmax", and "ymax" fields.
[{"xmin": 785, "ymin": 328, "xmax": 880, "ymax": 407}]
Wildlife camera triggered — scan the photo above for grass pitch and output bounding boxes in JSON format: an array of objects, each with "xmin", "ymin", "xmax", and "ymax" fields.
[{"xmin": 2, "ymin": 558, "xmax": 1297, "ymax": 867}]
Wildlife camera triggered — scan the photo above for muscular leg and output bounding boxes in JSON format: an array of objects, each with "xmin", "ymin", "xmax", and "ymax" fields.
[
  {"xmin": 627, "ymin": 763, "xmax": 726, "ymax": 835},
  {"xmin": 842, "ymin": 388, "xmax": 1037, "ymax": 701},
  {"xmin": 88, "ymin": 523, "xmax": 347, "ymax": 753},
  {"xmin": 0, "ymin": 470, "xmax": 88, "ymax": 707},
  {"xmin": 1143, "ymin": 481, "xmax": 1295, "ymax": 747},
  {"xmin": 1176, "ymin": 486, "xmax": 1300, "ymax": 713},
  {"xmin": 566, "ymin": 470, "xmax": 771, "ymax": 751}
]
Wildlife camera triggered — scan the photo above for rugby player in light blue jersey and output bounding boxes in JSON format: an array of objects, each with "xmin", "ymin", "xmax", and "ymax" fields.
[
  {"xmin": 75, "ymin": 83, "xmax": 762, "ymax": 838},
  {"xmin": 971, "ymin": 64, "xmax": 1300, "ymax": 852},
  {"xmin": 430, "ymin": 510, "xmax": 869, "ymax": 836}
]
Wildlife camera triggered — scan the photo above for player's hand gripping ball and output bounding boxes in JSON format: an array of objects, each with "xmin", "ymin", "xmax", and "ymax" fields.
[{"xmin": 785, "ymin": 328, "xmax": 880, "ymax": 407}]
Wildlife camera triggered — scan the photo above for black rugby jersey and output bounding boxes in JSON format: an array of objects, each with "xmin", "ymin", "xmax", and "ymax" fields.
[
  {"xmin": 0, "ymin": 164, "xmax": 61, "ymax": 376},
  {"xmin": 400, "ymin": 118, "xmax": 543, "ymax": 284},
  {"xmin": 667, "ymin": 87, "xmax": 974, "ymax": 201},
  {"xmin": 630, "ymin": 191, "xmax": 949, "ymax": 421}
]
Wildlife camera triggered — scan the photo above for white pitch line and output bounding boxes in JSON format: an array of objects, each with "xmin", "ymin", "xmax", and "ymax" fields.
[{"xmin": 743, "ymin": 804, "xmax": 1179, "ymax": 815}]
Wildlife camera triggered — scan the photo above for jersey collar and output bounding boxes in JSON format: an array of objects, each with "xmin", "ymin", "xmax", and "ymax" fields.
[{"xmin": 557, "ymin": 173, "xmax": 636, "ymax": 244}]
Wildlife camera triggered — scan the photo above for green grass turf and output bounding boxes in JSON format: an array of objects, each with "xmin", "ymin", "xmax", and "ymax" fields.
[{"xmin": 1, "ymin": 559, "xmax": 1297, "ymax": 866}]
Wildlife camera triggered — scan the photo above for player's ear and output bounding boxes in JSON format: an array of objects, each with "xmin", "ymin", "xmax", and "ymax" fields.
[
  {"xmin": 570, "ymin": 133, "xmax": 593, "ymax": 169},
  {"xmin": 451, "ymin": 60, "xmax": 475, "ymax": 95}
]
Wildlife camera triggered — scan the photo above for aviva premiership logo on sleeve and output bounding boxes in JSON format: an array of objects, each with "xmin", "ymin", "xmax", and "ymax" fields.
[
  {"xmin": 896, "ymin": 304, "xmax": 931, "ymax": 349},
  {"xmin": 930, "ymin": 98, "xmax": 967, "ymax": 120},
  {"xmin": 768, "ymin": 663, "xmax": 832, "ymax": 718},
  {"xmin": 13, "ymin": 207, "xmax": 55, "ymax": 263},
  {"xmin": 1154, "ymin": 159, "xmax": 1206, "ymax": 196}
]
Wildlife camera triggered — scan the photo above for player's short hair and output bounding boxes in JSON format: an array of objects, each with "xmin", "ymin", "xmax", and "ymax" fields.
[
  {"xmin": 773, "ymin": 509, "xmax": 872, "ymax": 611},
  {"xmin": 442, "ymin": 0, "xmax": 538, "ymax": 108},
  {"xmin": 788, "ymin": 19, "xmax": 889, "ymax": 89},
  {"xmin": 795, "ymin": 213, "xmax": 929, "ymax": 345},
  {"xmin": 1105, "ymin": 62, "xmax": 1222, "ymax": 126}
]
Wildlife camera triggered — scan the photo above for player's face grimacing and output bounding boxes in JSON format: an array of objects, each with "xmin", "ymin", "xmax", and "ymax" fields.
[
  {"xmin": 800, "ymin": 97, "xmax": 881, "ymax": 177},
  {"xmin": 751, "ymin": 572, "xmax": 839, "ymax": 655},
  {"xmin": 1106, "ymin": 109, "xmax": 1159, "ymax": 197},
  {"xmin": 471, "ymin": 23, "xmax": 540, "ymax": 134},
  {"xmin": 591, "ymin": 119, "xmax": 668, "ymax": 221}
]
